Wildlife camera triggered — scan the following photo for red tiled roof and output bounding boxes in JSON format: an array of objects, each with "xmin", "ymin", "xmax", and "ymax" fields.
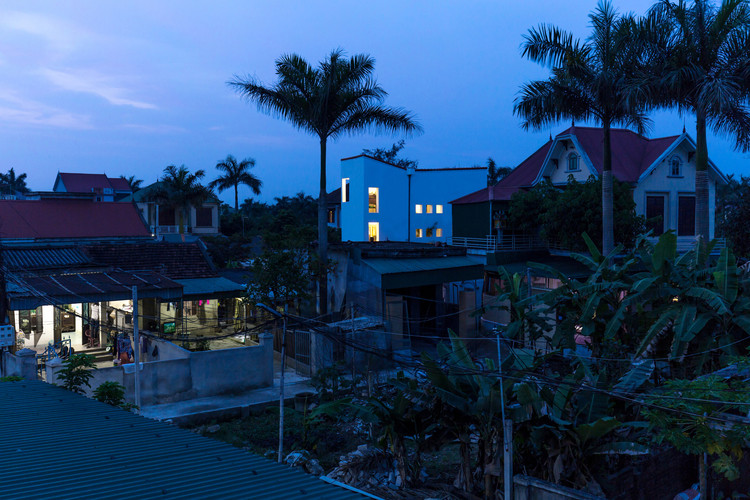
[
  {"xmin": 451, "ymin": 140, "xmax": 553, "ymax": 204},
  {"xmin": 451, "ymin": 127, "xmax": 682, "ymax": 205},
  {"xmin": 0, "ymin": 199, "xmax": 150, "ymax": 239},
  {"xmin": 108, "ymin": 177, "xmax": 132, "ymax": 191},
  {"xmin": 57, "ymin": 173, "xmax": 132, "ymax": 193},
  {"xmin": 83, "ymin": 242, "xmax": 216, "ymax": 279}
]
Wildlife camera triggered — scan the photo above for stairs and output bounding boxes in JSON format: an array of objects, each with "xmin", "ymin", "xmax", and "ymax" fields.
[{"xmin": 77, "ymin": 346, "xmax": 112, "ymax": 364}]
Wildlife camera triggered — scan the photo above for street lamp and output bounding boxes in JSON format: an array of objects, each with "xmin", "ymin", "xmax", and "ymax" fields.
[{"xmin": 256, "ymin": 302, "xmax": 286, "ymax": 464}]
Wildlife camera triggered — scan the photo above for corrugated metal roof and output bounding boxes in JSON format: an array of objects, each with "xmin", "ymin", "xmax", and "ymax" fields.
[
  {"xmin": 4, "ymin": 246, "xmax": 94, "ymax": 270},
  {"xmin": 363, "ymin": 256, "xmax": 483, "ymax": 275},
  {"xmin": 7, "ymin": 270, "xmax": 183, "ymax": 309},
  {"xmin": 0, "ymin": 380, "xmax": 365, "ymax": 500},
  {"xmin": 176, "ymin": 277, "xmax": 245, "ymax": 297}
]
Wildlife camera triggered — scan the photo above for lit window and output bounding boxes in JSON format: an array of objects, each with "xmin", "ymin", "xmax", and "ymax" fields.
[
  {"xmin": 436, "ymin": 205, "xmax": 443, "ymax": 214},
  {"xmin": 368, "ymin": 222, "xmax": 379, "ymax": 242},
  {"xmin": 426, "ymin": 205, "xmax": 433, "ymax": 214},
  {"xmin": 415, "ymin": 204, "xmax": 423, "ymax": 214},
  {"xmin": 669, "ymin": 157, "xmax": 681, "ymax": 176},
  {"xmin": 567, "ymin": 153, "xmax": 579, "ymax": 172},
  {"xmin": 436, "ymin": 228, "xmax": 443, "ymax": 237},
  {"xmin": 416, "ymin": 228, "xmax": 423, "ymax": 238},
  {"xmin": 327, "ymin": 209, "xmax": 335, "ymax": 224},
  {"xmin": 368, "ymin": 187, "xmax": 379, "ymax": 213},
  {"xmin": 426, "ymin": 228, "xmax": 433, "ymax": 237},
  {"xmin": 342, "ymin": 178, "xmax": 350, "ymax": 202}
]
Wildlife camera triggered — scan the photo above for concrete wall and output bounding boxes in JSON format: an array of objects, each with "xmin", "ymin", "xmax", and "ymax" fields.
[
  {"xmin": 514, "ymin": 475, "xmax": 605, "ymax": 500},
  {"xmin": 340, "ymin": 156, "xmax": 486, "ymax": 242},
  {"xmin": 80, "ymin": 334, "xmax": 273, "ymax": 405},
  {"xmin": 1, "ymin": 349, "xmax": 37, "ymax": 380}
]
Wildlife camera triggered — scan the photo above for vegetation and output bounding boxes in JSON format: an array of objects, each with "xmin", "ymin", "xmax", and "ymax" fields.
[
  {"xmin": 486, "ymin": 157, "xmax": 511, "ymax": 186},
  {"xmin": 120, "ymin": 175, "xmax": 143, "ymax": 192},
  {"xmin": 506, "ymin": 176, "xmax": 645, "ymax": 250},
  {"xmin": 362, "ymin": 140, "xmax": 419, "ymax": 169},
  {"xmin": 635, "ymin": 0, "xmax": 750, "ymax": 242},
  {"xmin": 515, "ymin": 0, "xmax": 648, "ymax": 256},
  {"xmin": 209, "ymin": 154, "xmax": 262, "ymax": 211},
  {"xmin": 717, "ymin": 175, "xmax": 750, "ymax": 257},
  {"xmin": 149, "ymin": 165, "xmax": 214, "ymax": 235},
  {"xmin": 93, "ymin": 381, "xmax": 126, "ymax": 406},
  {"xmin": 0, "ymin": 376, "xmax": 23, "ymax": 382},
  {"xmin": 230, "ymin": 49, "xmax": 422, "ymax": 314},
  {"xmin": 56, "ymin": 353, "xmax": 97, "ymax": 394},
  {"xmin": 0, "ymin": 167, "xmax": 30, "ymax": 195}
]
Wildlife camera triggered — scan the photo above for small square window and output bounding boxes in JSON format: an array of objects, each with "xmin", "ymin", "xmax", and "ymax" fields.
[
  {"xmin": 416, "ymin": 228, "xmax": 423, "ymax": 238},
  {"xmin": 415, "ymin": 204, "xmax": 423, "ymax": 214},
  {"xmin": 436, "ymin": 205, "xmax": 443, "ymax": 214},
  {"xmin": 436, "ymin": 228, "xmax": 443, "ymax": 237},
  {"xmin": 426, "ymin": 205, "xmax": 433, "ymax": 214},
  {"xmin": 426, "ymin": 228, "xmax": 433, "ymax": 237}
]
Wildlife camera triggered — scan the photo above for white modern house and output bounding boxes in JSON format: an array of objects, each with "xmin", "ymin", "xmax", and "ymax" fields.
[{"xmin": 340, "ymin": 154, "xmax": 487, "ymax": 242}]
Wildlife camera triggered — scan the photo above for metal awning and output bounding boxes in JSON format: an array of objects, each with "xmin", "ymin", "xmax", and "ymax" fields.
[
  {"xmin": 363, "ymin": 256, "xmax": 484, "ymax": 289},
  {"xmin": 7, "ymin": 270, "xmax": 183, "ymax": 310},
  {"xmin": 176, "ymin": 277, "xmax": 245, "ymax": 299}
]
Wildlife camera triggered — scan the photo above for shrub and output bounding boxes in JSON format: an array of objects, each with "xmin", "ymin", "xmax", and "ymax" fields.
[
  {"xmin": 93, "ymin": 381, "xmax": 125, "ymax": 406},
  {"xmin": 56, "ymin": 353, "xmax": 96, "ymax": 394}
]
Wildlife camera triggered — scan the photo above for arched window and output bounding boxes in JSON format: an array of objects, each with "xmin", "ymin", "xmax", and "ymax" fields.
[
  {"xmin": 669, "ymin": 156, "xmax": 681, "ymax": 176},
  {"xmin": 567, "ymin": 153, "xmax": 580, "ymax": 172}
]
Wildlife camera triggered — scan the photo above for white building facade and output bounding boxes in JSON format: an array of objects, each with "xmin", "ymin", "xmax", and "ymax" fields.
[{"xmin": 340, "ymin": 155, "xmax": 486, "ymax": 242}]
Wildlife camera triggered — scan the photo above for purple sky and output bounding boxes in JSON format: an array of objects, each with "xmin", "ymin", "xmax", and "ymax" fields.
[{"xmin": 1, "ymin": 1, "xmax": 748, "ymax": 205}]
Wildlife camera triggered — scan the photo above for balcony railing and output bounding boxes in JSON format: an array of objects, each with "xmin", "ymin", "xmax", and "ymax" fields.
[
  {"xmin": 450, "ymin": 235, "xmax": 546, "ymax": 251},
  {"xmin": 150, "ymin": 225, "xmax": 192, "ymax": 234}
]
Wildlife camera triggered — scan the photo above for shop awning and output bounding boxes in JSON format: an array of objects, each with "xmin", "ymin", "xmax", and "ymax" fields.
[
  {"xmin": 7, "ymin": 270, "xmax": 183, "ymax": 310},
  {"xmin": 175, "ymin": 277, "xmax": 245, "ymax": 299},
  {"xmin": 363, "ymin": 256, "xmax": 484, "ymax": 289}
]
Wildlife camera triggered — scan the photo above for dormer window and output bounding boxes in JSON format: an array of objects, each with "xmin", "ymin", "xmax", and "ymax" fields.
[
  {"xmin": 669, "ymin": 156, "xmax": 682, "ymax": 177},
  {"xmin": 567, "ymin": 153, "xmax": 580, "ymax": 172}
]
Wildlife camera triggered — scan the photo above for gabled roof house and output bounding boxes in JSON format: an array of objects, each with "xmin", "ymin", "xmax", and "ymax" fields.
[
  {"xmin": 52, "ymin": 172, "xmax": 132, "ymax": 201},
  {"xmin": 451, "ymin": 126, "xmax": 728, "ymax": 247}
]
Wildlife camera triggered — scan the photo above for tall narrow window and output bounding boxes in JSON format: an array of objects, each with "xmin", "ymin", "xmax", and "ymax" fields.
[
  {"xmin": 678, "ymin": 196, "xmax": 695, "ymax": 236},
  {"xmin": 669, "ymin": 157, "xmax": 681, "ymax": 177},
  {"xmin": 415, "ymin": 204, "xmax": 423, "ymax": 214},
  {"xmin": 436, "ymin": 228, "xmax": 443, "ymax": 237},
  {"xmin": 646, "ymin": 195, "xmax": 666, "ymax": 236},
  {"xmin": 426, "ymin": 228, "xmax": 433, "ymax": 237},
  {"xmin": 415, "ymin": 228, "xmax": 423, "ymax": 238},
  {"xmin": 567, "ymin": 153, "xmax": 579, "ymax": 172},
  {"xmin": 368, "ymin": 222, "xmax": 379, "ymax": 242},
  {"xmin": 327, "ymin": 209, "xmax": 335, "ymax": 224},
  {"xmin": 426, "ymin": 205, "xmax": 433, "ymax": 214},
  {"xmin": 368, "ymin": 187, "xmax": 379, "ymax": 213},
  {"xmin": 342, "ymin": 178, "xmax": 350, "ymax": 202},
  {"xmin": 436, "ymin": 205, "xmax": 443, "ymax": 214}
]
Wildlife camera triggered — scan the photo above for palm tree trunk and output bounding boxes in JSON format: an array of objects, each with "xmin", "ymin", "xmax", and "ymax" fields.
[
  {"xmin": 318, "ymin": 137, "xmax": 329, "ymax": 315},
  {"xmin": 602, "ymin": 121, "xmax": 614, "ymax": 255},
  {"xmin": 234, "ymin": 185, "xmax": 239, "ymax": 211},
  {"xmin": 695, "ymin": 111, "xmax": 710, "ymax": 242}
]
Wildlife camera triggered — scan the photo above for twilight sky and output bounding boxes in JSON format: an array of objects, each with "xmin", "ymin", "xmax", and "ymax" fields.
[{"xmin": 1, "ymin": 0, "xmax": 748, "ymax": 205}]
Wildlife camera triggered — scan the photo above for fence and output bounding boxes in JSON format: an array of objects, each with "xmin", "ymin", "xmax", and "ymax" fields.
[
  {"xmin": 451, "ymin": 235, "xmax": 545, "ymax": 252},
  {"xmin": 273, "ymin": 328, "xmax": 312, "ymax": 376}
]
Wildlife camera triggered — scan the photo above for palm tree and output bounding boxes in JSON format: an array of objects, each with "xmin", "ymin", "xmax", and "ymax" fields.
[
  {"xmin": 639, "ymin": 0, "xmax": 750, "ymax": 242},
  {"xmin": 230, "ymin": 49, "xmax": 422, "ymax": 314},
  {"xmin": 0, "ymin": 168, "xmax": 30, "ymax": 195},
  {"xmin": 121, "ymin": 175, "xmax": 143, "ymax": 192},
  {"xmin": 209, "ymin": 155, "xmax": 262, "ymax": 211},
  {"xmin": 515, "ymin": 0, "xmax": 649, "ymax": 255},
  {"xmin": 152, "ymin": 165, "xmax": 213, "ymax": 234}
]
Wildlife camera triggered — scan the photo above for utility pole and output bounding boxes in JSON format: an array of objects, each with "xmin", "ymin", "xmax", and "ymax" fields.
[
  {"xmin": 132, "ymin": 286, "xmax": 141, "ymax": 410},
  {"xmin": 497, "ymin": 332, "xmax": 513, "ymax": 500},
  {"xmin": 256, "ymin": 303, "xmax": 286, "ymax": 464}
]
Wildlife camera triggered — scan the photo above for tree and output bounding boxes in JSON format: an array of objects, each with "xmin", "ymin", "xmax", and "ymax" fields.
[
  {"xmin": 717, "ymin": 175, "xmax": 750, "ymax": 256},
  {"xmin": 121, "ymin": 175, "xmax": 143, "ymax": 192},
  {"xmin": 209, "ymin": 155, "xmax": 262, "ymax": 211},
  {"xmin": 362, "ymin": 139, "xmax": 419, "ymax": 169},
  {"xmin": 639, "ymin": 0, "xmax": 750, "ymax": 242},
  {"xmin": 486, "ymin": 157, "xmax": 511, "ymax": 186},
  {"xmin": 0, "ymin": 168, "xmax": 30, "ymax": 195},
  {"xmin": 230, "ymin": 49, "xmax": 422, "ymax": 314},
  {"xmin": 151, "ymin": 165, "xmax": 213, "ymax": 234},
  {"xmin": 515, "ymin": 0, "xmax": 649, "ymax": 255}
]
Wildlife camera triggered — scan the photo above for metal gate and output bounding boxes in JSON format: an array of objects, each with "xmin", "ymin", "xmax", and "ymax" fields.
[{"xmin": 273, "ymin": 328, "xmax": 311, "ymax": 376}]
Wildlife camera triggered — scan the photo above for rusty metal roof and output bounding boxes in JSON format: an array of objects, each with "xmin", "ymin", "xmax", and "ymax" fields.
[
  {"xmin": 4, "ymin": 246, "xmax": 94, "ymax": 270},
  {"xmin": 0, "ymin": 380, "xmax": 365, "ymax": 500}
]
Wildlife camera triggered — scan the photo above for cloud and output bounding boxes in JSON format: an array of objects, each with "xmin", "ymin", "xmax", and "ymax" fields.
[
  {"xmin": 0, "ymin": 11, "xmax": 81, "ymax": 53},
  {"xmin": 122, "ymin": 123, "xmax": 187, "ymax": 134},
  {"xmin": 40, "ymin": 68, "xmax": 157, "ymax": 110},
  {"xmin": 0, "ymin": 91, "xmax": 91, "ymax": 129}
]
